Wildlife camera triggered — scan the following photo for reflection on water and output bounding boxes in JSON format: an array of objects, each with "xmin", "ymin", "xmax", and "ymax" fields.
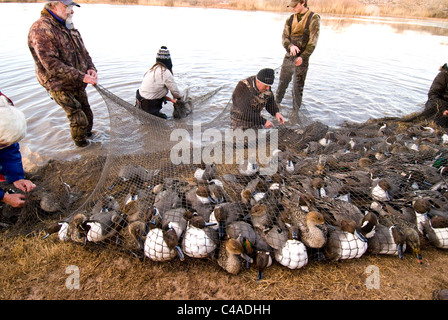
[{"xmin": 0, "ymin": 3, "xmax": 447, "ymax": 169}]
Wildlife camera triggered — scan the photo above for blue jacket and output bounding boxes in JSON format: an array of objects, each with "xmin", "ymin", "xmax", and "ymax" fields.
[{"xmin": 0, "ymin": 143, "xmax": 25, "ymax": 201}]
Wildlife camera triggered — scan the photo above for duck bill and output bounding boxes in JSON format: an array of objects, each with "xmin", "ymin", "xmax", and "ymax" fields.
[
  {"xmin": 42, "ymin": 233, "xmax": 51, "ymax": 240},
  {"xmin": 175, "ymin": 246, "xmax": 185, "ymax": 261},
  {"xmin": 257, "ymin": 270, "xmax": 264, "ymax": 282},
  {"xmin": 397, "ymin": 244, "xmax": 405, "ymax": 260},
  {"xmin": 218, "ymin": 223, "xmax": 227, "ymax": 240},
  {"xmin": 240, "ymin": 252, "xmax": 253, "ymax": 264},
  {"xmin": 414, "ymin": 250, "xmax": 423, "ymax": 264}
]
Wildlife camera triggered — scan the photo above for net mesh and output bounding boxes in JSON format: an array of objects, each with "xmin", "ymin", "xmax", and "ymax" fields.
[{"xmin": 2, "ymin": 72, "xmax": 448, "ymax": 278}]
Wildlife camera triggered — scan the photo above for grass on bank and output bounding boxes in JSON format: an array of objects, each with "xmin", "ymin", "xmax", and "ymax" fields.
[{"xmin": 2, "ymin": 0, "xmax": 448, "ymax": 19}]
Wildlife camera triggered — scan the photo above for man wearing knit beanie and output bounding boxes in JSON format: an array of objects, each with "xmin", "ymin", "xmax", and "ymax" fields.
[
  {"xmin": 230, "ymin": 68, "xmax": 284, "ymax": 130},
  {"xmin": 0, "ymin": 92, "xmax": 36, "ymax": 208}
]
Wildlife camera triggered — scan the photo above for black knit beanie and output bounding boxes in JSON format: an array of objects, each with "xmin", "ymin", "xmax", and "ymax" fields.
[
  {"xmin": 156, "ymin": 46, "xmax": 173, "ymax": 71},
  {"xmin": 256, "ymin": 68, "xmax": 275, "ymax": 86}
]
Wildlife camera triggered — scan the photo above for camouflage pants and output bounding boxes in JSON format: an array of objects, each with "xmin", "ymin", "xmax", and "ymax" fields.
[
  {"xmin": 49, "ymin": 89, "xmax": 93, "ymax": 144},
  {"xmin": 275, "ymin": 55, "xmax": 309, "ymax": 109}
]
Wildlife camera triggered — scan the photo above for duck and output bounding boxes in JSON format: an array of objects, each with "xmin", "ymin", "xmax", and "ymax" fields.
[
  {"xmin": 226, "ymin": 220, "xmax": 257, "ymax": 248},
  {"xmin": 207, "ymin": 179, "xmax": 226, "ymax": 204},
  {"xmin": 254, "ymin": 250, "xmax": 272, "ymax": 282},
  {"xmin": 86, "ymin": 197, "xmax": 127, "ymax": 244},
  {"xmin": 432, "ymin": 289, "xmax": 448, "ymax": 300},
  {"xmin": 42, "ymin": 212, "xmax": 90, "ymax": 244},
  {"xmin": 182, "ymin": 211, "xmax": 218, "ymax": 258},
  {"xmin": 109, "ymin": 165, "xmax": 160, "ymax": 190},
  {"xmin": 217, "ymin": 237, "xmax": 253, "ymax": 275},
  {"xmin": 371, "ymin": 178, "xmax": 392, "ymax": 202},
  {"xmin": 377, "ymin": 213, "xmax": 423, "ymax": 264},
  {"xmin": 323, "ymin": 209, "xmax": 377, "ymax": 261},
  {"xmin": 194, "ymin": 163, "xmax": 218, "ymax": 183},
  {"xmin": 413, "ymin": 198, "xmax": 448, "ymax": 249},
  {"xmin": 153, "ymin": 185, "xmax": 183, "ymax": 214},
  {"xmin": 209, "ymin": 202, "xmax": 247, "ymax": 240},
  {"xmin": 248, "ymin": 203, "xmax": 273, "ymax": 232},
  {"xmin": 274, "ymin": 224, "xmax": 308, "ymax": 269},
  {"xmin": 238, "ymin": 157, "xmax": 259, "ymax": 176},
  {"xmin": 161, "ymin": 207, "xmax": 188, "ymax": 240},
  {"xmin": 367, "ymin": 223, "xmax": 406, "ymax": 259},
  {"xmin": 128, "ymin": 220, "xmax": 147, "ymax": 250},
  {"xmin": 144, "ymin": 221, "xmax": 185, "ymax": 262},
  {"xmin": 185, "ymin": 185, "xmax": 214, "ymax": 221},
  {"xmin": 289, "ymin": 210, "xmax": 328, "ymax": 249}
]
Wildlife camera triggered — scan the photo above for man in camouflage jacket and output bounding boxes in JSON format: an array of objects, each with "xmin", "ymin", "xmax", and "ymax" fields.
[
  {"xmin": 276, "ymin": 0, "xmax": 320, "ymax": 109},
  {"xmin": 231, "ymin": 68, "xmax": 284, "ymax": 130},
  {"xmin": 28, "ymin": 1, "xmax": 97, "ymax": 147}
]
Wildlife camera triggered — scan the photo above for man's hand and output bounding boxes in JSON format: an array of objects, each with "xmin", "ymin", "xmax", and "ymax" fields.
[
  {"xmin": 276, "ymin": 112, "xmax": 285, "ymax": 125},
  {"xmin": 294, "ymin": 56, "xmax": 303, "ymax": 67},
  {"xmin": 290, "ymin": 45, "xmax": 300, "ymax": 56},
  {"xmin": 2, "ymin": 192, "xmax": 26, "ymax": 208},
  {"xmin": 264, "ymin": 120, "xmax": 274, "ymax": 129},
  {"xmin": 83, "ymin": 69, "xmax": 98, "ymax": 85},
  {"xmin": 13, "ymin": 179, "xmax": 36, "ymax": 193}
]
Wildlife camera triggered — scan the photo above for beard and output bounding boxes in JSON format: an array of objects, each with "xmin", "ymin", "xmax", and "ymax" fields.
[{"xmin": 65, "ymin": 14, "xmax": 74, "ymax": 29}]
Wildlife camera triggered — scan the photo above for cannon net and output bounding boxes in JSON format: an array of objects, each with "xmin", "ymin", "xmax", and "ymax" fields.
[{"xmin": 2, "ymin": 71, "xmax": 448, "ymax": 277}]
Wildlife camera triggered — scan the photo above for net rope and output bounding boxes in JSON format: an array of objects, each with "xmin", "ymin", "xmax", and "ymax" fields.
[{"xmin": 2, "ymin": 70, "xmax": 448, "ymax": 278}]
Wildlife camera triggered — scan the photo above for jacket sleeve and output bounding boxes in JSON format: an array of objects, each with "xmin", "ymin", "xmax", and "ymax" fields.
[
  {"xmin": 28, "ymin": 23, "xmax": 85, "ymax": 84},
  {"xmin": 281, "ymin": 15, "xmax": 293, "ymax": 52},
  {"xmin": 164, "ymin": 70, "xmax": 182, "ymax": 99},
  {"xmin": 0, "ymin": 143, "xmax": 25, "ymax": 185},
  {"xmin": 265, "ymin": 93, "xmax": 280, "ymax": 117},
  {"xmin": 300, "ymin": 14, "xmax": 320, "ymax": 61},
  {"xmin": 428, "ymin": 71, "xmax": 448, "ymax": 101}
]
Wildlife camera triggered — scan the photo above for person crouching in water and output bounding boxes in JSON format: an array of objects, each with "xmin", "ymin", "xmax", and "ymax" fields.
[
  {"xmin": 136, "ymin": 46, "xmax": 183, "ymax": 119},
  {"xmin": 425, "ymin": 63, "xmax": 448, "ymax": 127}
]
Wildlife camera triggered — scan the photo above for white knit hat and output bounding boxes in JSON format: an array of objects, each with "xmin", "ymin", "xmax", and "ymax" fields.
[{"xmin": 0, "ymin": 94, "xmax": 27, "ymax": 146}]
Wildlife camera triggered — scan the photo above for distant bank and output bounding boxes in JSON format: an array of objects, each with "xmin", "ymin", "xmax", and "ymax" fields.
[{"xmin": 2, "ymin": 0, "xmax": 447, "ymax": 19}]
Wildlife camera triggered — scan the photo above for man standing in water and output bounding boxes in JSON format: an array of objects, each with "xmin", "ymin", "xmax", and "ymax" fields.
[
  {"xmin": 28, "ymin": 0, "xmax": 98, "ymax": 148},
  {"xmin": 276, "ymin": 0, "xmax": 320, "ymax": 109}
]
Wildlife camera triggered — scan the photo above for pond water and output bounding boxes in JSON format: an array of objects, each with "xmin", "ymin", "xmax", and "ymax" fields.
[{"xmin": 0, "ymin": 3, "xmax": 447, "ymax": 169}]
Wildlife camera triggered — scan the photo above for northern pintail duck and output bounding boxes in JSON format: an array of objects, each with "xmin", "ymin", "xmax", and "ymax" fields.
[
  {"xmin": 367, "ymin": 223, "xmax": 406, "ymax": 259},
  {"xmin": 289, "ymin": 210, "xmax": 328, "ymax": 249},
  {"xmin": 274, "ymin": 224, "xmax": 308, "ymax": 269},
  {"xmin": 182, "ymin": 211, "xmax": 218, "ymax": 258},
  {"xmin": 194, "ymin": 163, "xmax": 218, "ymax": 183},
  {"xmin": 144, "ymin": 221, "xmax": 185, "ymax": 261},
  {"xmin": 238, "ymin": 157, "xmax": 259, "ymax": 177},
  {"xmin": 42, "ymin": 212, "xmax": 90, "ymax": 244},
  {"xmin": 413, "ymin": 198, "xmax": 448, "ymax": 249},
  {"xmin": 86, "ymin": 196, "xmax": 127, "ymax": 243},
  {"xmin": 217, "ymin": 238, "xmax": 253, "ymax": 275}
]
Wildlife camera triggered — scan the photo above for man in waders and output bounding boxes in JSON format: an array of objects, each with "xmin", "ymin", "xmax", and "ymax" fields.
[
  {"xmin": 276, "ymin": 0, "xmax": 320, "ymax": 109},
  {"xmin": 28, "ymin": 1, "xmax": 98, "ymax": 148}
]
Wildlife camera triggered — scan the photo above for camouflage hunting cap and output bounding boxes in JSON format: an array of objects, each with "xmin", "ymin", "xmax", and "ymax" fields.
[
  {"xmin": 287, "ymin": 1, "xmax": 300, "ymax": 7},
  {"xmin": 47, "ymin": 0, "xmax": 80, "ymax": 7}
]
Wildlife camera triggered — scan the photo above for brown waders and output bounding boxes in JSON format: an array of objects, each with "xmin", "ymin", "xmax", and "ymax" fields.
[
  {"xmin": 49, "ymin": 89, "xmax": 93, "ymax": 147},
  {"xmin": 276, "ymin": 56, "xmax": 309, "ymax": 109}
]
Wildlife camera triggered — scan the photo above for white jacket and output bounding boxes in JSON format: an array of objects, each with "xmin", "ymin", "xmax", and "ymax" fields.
[{"xmin": 138, "ymin": 64, "xmax": 181, "ymax": 100}]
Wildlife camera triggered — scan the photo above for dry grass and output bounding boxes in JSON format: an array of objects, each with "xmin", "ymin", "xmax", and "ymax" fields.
[
  {"xmin": 1, "ymin": 225, "xmax": 447, "ymax": 300},
  {"xmin": 2, "ymin": 0, "xmax": 448, "ymax": 18}
]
